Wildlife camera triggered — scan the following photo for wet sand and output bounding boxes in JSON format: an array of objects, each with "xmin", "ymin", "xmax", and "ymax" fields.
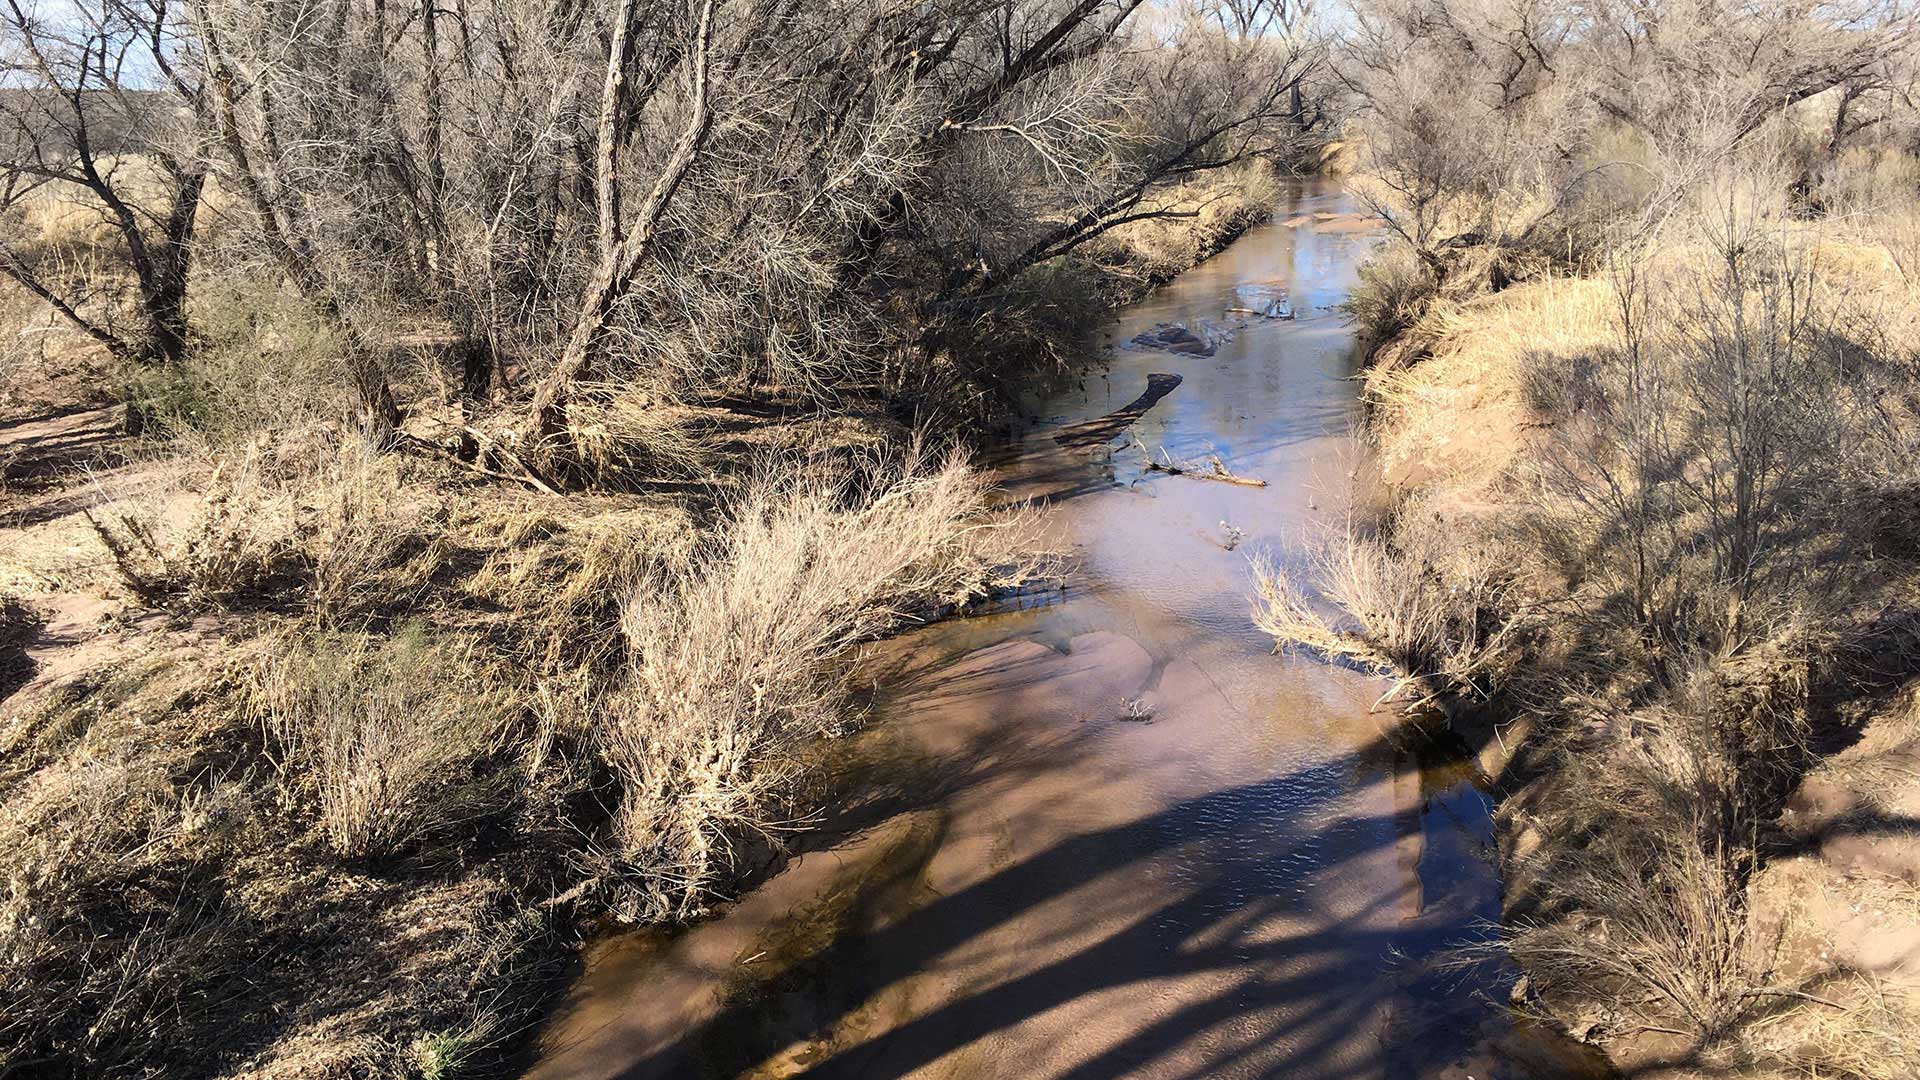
[{"xmin": 528, "ymin": 186, "xmax": 1610, "ymax": 1080}]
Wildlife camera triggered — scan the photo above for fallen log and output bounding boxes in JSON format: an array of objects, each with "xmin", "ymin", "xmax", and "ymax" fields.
[{"xmin": 1140, "ymin": 447, "xmax": 1267, "ymax": 487}]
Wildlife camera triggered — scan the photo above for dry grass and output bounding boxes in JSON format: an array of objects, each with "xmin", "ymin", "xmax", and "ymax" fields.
[
  {"xmin": 2, "ymin": 433, "xmax": 1044, "ymax": 1072},
  {"xmin": 257, "ymin": 624, "xmax": 516, "ymax": 860},
  {"xmin": 1748, "ymin": 976, "xmax": 1920, "ymax": 1080},
  {"xmin": 1250, "ymin": 508, "xmax": 1522, "ymax": 704},
  {"xmin": 1, "ymin": 155, "xmax": 202, "ymax": 258},
  {"xmin": 3, "ymin": 432, "xmax": 703, "ymax": 1073},
  {"xmin": 86, "ymin": 449, "xmax": 308, "ymax": 609},
  {"xmin": 0, "ymin": 657, "xmax": 259, "ymax": 1077},
  {"xmin": 0, "ymin": 595, "xmax": 35, "ymax": 696},
  {"xmin": 0, "ymin": 532, "xmax": 593, "ymax": 1076},
  {"xmin": 601, "ymin": 449, "xmax": 1044, "ymax": 921},
  {"xmin": 1327, "ymin": 141, "xmax": 1920, "ymax": 1073},
  {"xmin": 464, "ymin": 499, "xmax": 696, "ymax": 675},
  {"xmin": 1365, "ymin": 271, "xmax": 1617, "ymax": 488},
  {"xmin": 1814, "ymin": 147, "xmax": 1920, "ymax": 219}
]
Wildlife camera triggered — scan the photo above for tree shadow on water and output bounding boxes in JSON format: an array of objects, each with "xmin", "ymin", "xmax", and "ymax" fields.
[{"xmin": 602, "ymin": 720, "xmax": 1528, "ymax": 1080}]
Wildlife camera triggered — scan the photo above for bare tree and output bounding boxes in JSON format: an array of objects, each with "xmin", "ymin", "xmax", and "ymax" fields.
[
  {"xmin": 1196, "ymin": 0, "xmax": 1318, "ymax": 39},
  {"xmin": 190, "ymin": 0, "xmax": 403, "ymax": 436},
  {"xmin": 501, "ymin": 0, "xmax": 1328, "ymax": 474},
  {"xmin": 92, "ymin": 0, "xmax": 1327, "ymax": 476},
  {"xmin": 524, "ymin": 0, "xmax": 715, "ymax": 443},
  {"xmin": 1339, "ymin": 0, "xmax": 1918, "ymax": 271},
  {"xmin": 1582, "ymin": 0, "xmax": 1915, "ymax": 159},
  {"xmin": 0, "ymin": 0, "xmax": 207, "ymax": 375}
]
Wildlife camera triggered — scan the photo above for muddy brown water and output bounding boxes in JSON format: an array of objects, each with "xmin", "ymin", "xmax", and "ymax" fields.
[{"xmin": 528, "ymin": 186, "xmax": 1615, "ymax": 1080}]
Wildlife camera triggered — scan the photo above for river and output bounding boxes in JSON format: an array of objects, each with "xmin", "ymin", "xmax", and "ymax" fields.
[{"xmin": 526, "ymin": 183, "xmax": 1611, "ymax": 1080}]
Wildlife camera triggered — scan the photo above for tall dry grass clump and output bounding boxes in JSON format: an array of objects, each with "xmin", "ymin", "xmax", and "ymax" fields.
[
  {"xmin": 1344, "ymin": 243, "xmax": 1436, "ymax": 354},
  {"xmin": 258, "ymin": 625, "xmax": 515, "ymax": 860},
  {"xmin": 1251, "ymin": 507, "xmax": 1522, "ymax": 704},
  {"xmin": 1095, "ymin": 161, "xmax": 1284, "ymax": 285},
  {"xmin": 86, "ymin": 448, "xmax": 307, "ymax": 609},
  {"xmin": 602, "ymin": 451, "xmax": 1043, "ymax": 920}
]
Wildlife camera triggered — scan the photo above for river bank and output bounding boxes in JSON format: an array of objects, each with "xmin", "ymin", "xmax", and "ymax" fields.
[{"xmin": 1335, "ymin": 233, "xmax": 1920, "ymax": 1077}]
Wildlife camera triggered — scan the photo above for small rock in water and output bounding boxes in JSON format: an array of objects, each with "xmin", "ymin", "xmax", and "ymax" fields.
[{"xmin": 1127, "ymin": 322, "xmax": 1216, "ymax": 356}]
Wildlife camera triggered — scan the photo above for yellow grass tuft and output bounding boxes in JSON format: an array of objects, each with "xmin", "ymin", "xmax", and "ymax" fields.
[{"xmin": 601, "ymin": 449, "xmax": 1045, "ymax": 920}]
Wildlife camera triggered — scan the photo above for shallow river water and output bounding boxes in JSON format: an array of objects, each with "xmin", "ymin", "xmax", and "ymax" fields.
[{"xmin": 527, "ymin": 185, "xmax": 1613, "ymax": 1080}]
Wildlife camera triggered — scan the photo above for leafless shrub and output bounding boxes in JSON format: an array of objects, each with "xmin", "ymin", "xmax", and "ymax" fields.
[
  {"xmin": 1251, "ymin": 505, "xmax": 1522, "ymax": 705},
  {"xmin": 86, "ymin": 450, "xmax": 308, "ymax": 608},
  {"xmin": 1340, "ymin": 0, "xmax": 1915, "ymax": 318},
  {"xmin": 1342, "ymin": 0, "xmax": 1606, "ymax": 269},
  {"xmin": 600, "ymin": 450, "xmax": 1043, "ymax": 921},
  {"xmin": 88, "ymin": 435, "xmax": 446, "ymax": 619},
  {"xmin": 1510, "ymin": 817, "xmax": 1762, "ymax": 1045},
  {"xmin": 1507, "ymin": 652, "xmax": 1815, "ymax": 1047},
  {"xmin": 173, "ymin": 0, "xmax": 1334, "ymax": 476},
  {"xmin": 1521, "ymin": 186, "xmax": 1917, "ymax": 654},
  {"xmin": 258, "ymin": 624, "xmax": 514, "ymax": 860}
]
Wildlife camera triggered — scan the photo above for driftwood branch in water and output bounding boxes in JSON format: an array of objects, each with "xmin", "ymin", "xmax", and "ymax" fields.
[
  {"xmin": 1138, "ymin": 442, "xmax": 1267, "ymax": 487},
  {"xmin": 1053, "ymin": 372, "xmax": 1185, "ymax": 448}
]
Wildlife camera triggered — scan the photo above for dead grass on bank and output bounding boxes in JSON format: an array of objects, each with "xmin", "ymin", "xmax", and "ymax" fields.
[
  {"xmin": 1091, "ymin": 161, "xmax": 1283, "ymax": 290},
  {"xmin": 1364, "ymin": 271, "xmax": 1618, "ymax": 489},
  {"xmin": 0, "ymin": 651, "xmax": 269, "ymax": 1077},
  {"xmin": 602, "ymin": 450, "xmax": 1047, "ymax": 922},
  {"xmin": 1748, "ymin": 976, "xmax": 1920, "ymax": 1080},
  {"xmin": 2, "ymin": 419, "xmax": 1039, "ymax": 1075},
  {"xmin": 1268, "ymin": 176, "xmax": 1920, "ymax": 1070},
  {"xmin": 1503, "ymin": 649, "xmax": 1820, "ymax": 1042}
]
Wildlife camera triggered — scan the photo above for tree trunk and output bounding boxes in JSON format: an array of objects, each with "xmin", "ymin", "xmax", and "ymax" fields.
[
  {"xmin": 526, "ymin": 0, "xmax": 715, "ymax": 454},
  {"xmin": 139, "ymin": 168, "xmax": 208, "ymax": 367},
  {"xmin": 200, "ymin": 22, "xmax": 401, "ymax": 442}
]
